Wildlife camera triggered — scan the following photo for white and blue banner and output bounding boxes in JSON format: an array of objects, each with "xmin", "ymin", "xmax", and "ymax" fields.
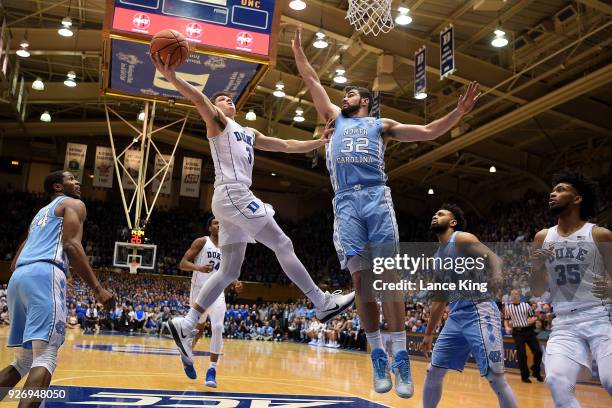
[
  {"xmin": 414, "ymin": 46, "xmax": 427, "ymax": 98},
  {"xmin": 180, "ymin": 157, "xmax": 202, "ymax": 198},
  {"xmin": 93, "ymin": 146, "xmax": 114, "ymax": 188},
  {"xmin": 440, "ymin": 25, "xmax": 455, "ymax": 79},
  {"xmin": 63, "ymin": 143, "xmax": 87, "ymax": 183}
]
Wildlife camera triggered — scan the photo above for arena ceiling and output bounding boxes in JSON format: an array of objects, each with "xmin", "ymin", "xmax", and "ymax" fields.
[{"xmin": 0, "ymin": 0, "xmax": 611, "ymax": 211}]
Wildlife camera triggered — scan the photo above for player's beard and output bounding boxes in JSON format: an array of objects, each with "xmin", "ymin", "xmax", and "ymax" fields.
[
  {"xmin": 549, "ymin": 202, "xmax": 568, "ymax": 216},
  {"xmin": 341, "ymin": 102, "xmax": 360, "ymax": 117},
  {"xmin": 430, "ymin": 222, "xmax": 450, "ymax": 234}
]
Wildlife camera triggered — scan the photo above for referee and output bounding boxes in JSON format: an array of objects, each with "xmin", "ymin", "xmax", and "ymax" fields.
[{"xmin": 504, "ymin": 289, "xmax": 543, "ymax": 383}]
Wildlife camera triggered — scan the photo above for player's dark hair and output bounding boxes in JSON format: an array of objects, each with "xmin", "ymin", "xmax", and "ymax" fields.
[
  {"xmin": 439, "ymin": 203, "xmax": 467, "ymax": 231},
  {"xmin": 344, "ymin": 86, "xmax": 373, "ymax": 112},
  {"xmin": 44, "ymin": 170, "xmax": 67, "ymax": 195},
  {"xmin": 552, "ymin": 169, "xmax": 599, "ymax": 219},
  {"xmin": 211, "ymin": 92, "xmax": 233, "ymax": 105},
  {"xmin": 206, "ymin": 216, "xmax": 216, "ymax": 232}
]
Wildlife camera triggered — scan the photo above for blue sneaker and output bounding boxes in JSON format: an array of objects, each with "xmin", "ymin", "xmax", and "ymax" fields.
[
  {"xmin": 183, "ymin": 363, "xmax": 197, "ymax": 380},
  {"xmin": 370, "ymin": 348, "xmax": 392, "ymax": 393},
  {"xmin": 205, "ymin": 367, "xmax": 217, "ymax": 388},
  {"xmin": 391, "ymin": 350, "xmax": 414, "ymax": 398}
]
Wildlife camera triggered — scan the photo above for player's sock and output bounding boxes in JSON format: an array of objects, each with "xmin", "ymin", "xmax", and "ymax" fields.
[
  {"xmin": 423, "ymin": 364, "xmax": 446, "ymax": 408},
  {"xmin": 184, "ymin": 308, "xmax": 202, "ymax": 329},
  {"xmin": 390, "ymin": 331, "xmax": 407, "ymax": 355},
  {"xmin": 254, "ymin": 221, "xmax": 325, "ymax": 308},
  {"xmin": 365, "ymin": 331, "xmax": 384, "ymax": 351},
  {"xmin": 209, "ymin": 361, "xmax": 217, "ymax": 369}
]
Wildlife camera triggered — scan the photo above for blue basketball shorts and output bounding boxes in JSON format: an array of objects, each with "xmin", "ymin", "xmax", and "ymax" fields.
[
  {"xmin": 332, "ymin": 185, "xmax": 399, "ymax": 270},
  {"xmin": 7, "ymin": 262, "xmax": 67, "ymax": 348}
]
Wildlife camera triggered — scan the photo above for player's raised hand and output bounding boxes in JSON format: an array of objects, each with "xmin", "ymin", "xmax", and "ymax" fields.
[
  {"xmin": 150, "ymin": 52, "xmax": 177, "ymax": 81},
  {"xmin": 291, "ymin": 27, "xmax": 303, "ymax": 52},
  {"xmin": 530, "ymin": 246, "xmax": 554, "ymax": 263},
  {"xmin": 456, "ymin": 81, "xmax": 481, "ymax": 116}
]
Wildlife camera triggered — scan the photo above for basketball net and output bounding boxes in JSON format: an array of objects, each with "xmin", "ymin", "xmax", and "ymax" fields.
[
  {"xmin": 129, "ymin": 261, "xmax": 140, "ymax": 275},
  {"xmin": 346, "ymin": 0, "xmax": 394, "ymax": 36}
]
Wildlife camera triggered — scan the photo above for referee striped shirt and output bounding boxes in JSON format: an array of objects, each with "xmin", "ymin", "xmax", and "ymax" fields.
[{"xmin": 504, "ymin": 302, "xmax": 533, "ymax": 328}]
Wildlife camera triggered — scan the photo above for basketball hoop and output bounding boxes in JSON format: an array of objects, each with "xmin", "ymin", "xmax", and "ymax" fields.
[
  {"xmin": 346, "ymin": 0, "xmax": 394, "ymax": 37},
  {"xmin": 129, "ymin": 261, "xmax": 140, "ymax": 275}
]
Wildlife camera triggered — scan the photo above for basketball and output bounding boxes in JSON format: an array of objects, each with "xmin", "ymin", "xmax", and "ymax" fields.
[{"xmin": 150, "ymin": 29, "xmax": 189, "ymax": 67}]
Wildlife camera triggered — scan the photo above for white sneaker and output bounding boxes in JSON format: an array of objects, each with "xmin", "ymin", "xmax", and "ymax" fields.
[
  {"xmin": 168, "ymin": 317, "xmax": 197, "ymax": 366},
  {"xmin": 316, "ymin": 291, "xmax": 355, "ymax": 323}
]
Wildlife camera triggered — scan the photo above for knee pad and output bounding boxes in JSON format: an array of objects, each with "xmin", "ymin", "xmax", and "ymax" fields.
[
  {"xmin": 212, "ymin": 324, "xmax": 224, "ymax": 334},
  {"xmin": 425, "ymin": 364, "xmax": 447, "ymax": 385},
  {"xmin": 486, "ymin": 372, "xmax": 508, "ymax": 392},
  {"xmin": 31, "ymin": 341, "xmax": 59, "ymax": 375},
  {"xmin": 545, "ymin": 373, "xmax": 576, "ymax": 404},
  {"xmin": 275, "ymin": 233, "xmax": 293, "ymax": 254},
  {"xmin": 11, "ymin": 348, "xmax": 34, "ymax": 378}
]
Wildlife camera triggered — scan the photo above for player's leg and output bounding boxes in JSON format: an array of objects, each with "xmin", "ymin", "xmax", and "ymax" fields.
[
  {"xmin": 253, "ymin": 217, "xmax": 354, "ymax": 320},
  {"xmin": 0, "ymin": 348, "xmax": 32, "ymax": 399},
  {"xmin": 368, "ymin": 186, "xmax": 412, "ymax": 398},
  {"xmin": 422, "ymin": 364, "xmax": 448, "ymax": 408},
  {"xmin": 544, "ymin": 353, "xmax": 583, "ymax": 408},
  {"xmin": 18, "ymin": 340, "xmax": 59, "ymax": 408},
  {"xmin": 423, "ymin": 316, "xmax": 469, "ymax": 407},
  {"xmin": 205, "ymin": 298, "xmax": 226, "ymax": 388},
  {"xmin": 467, "ymin": 303, "xmax": 517, "ymax": 408},
  {"xmin": 586, "ymin": 318, "xmax": 612, "ymax": 395}
]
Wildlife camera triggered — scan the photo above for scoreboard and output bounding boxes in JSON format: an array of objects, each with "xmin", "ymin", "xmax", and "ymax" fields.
[
  {"xmin": 102, "ymin": 0, "xmax": 279, "ymax": 107},
  {"xmin": 110, "ymin": 0, "xmax": 276, "ymax": 56}
]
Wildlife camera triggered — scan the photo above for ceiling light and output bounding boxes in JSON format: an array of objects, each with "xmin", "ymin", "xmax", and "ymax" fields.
[
  {"xmin": 58, "ymin": 16, "xmax": 73, "ymax": 37},
  {"xmin": 428, "ymin": 188, "xmax": 434, "ymax": 195},
  {"xmin": 245, "ymin": 109, "xmax": 256, "ymax": 121},
  {"xmin": 16, "ymin": 39, "xmax": 30, "ymax": 58},
  {"xmin": 491, "ymin": 29, "xmax": 508, "ymax": 48},
  {"xmin": 273, "ymin": 80, "xmax": 285, "ymax": 98},
  {"xmin": 270, "ymin": 172, "xmax": 277, "ymax": 177},
  {"xmin": 40, "ymin": 111, "xmax": 51, "ymax": 122},
  {"xmin": 414, "ymin": 92, "xmax": 428, "ymax": 100},
  {"xmin": 289, "ymin": 0, "xmax": 306, "ymax": 11},
  {"xmin": 32, "ymin": 77, "xmax": 45, "ymax": 91},
  {"xmin": 293, "ymin": 106, "xmax": 305, "ymax": 122},
  {"xmin": 137, "ymin": 110, "xmax": 145, "ymax": 122},
  {"xmin": 395, "ymin": 6, "xmax": 412, "ymax": 26},
  {"xmin": 313, "ymin": 31, "xmax": 328, "ymax": 49},
  {"xmin": 333, "ymin": 65, "xmax": 347, "ymax": 84},
  {"xmin": 489, "ymin": 166, "xmax": 497, "ymax": 173},
  {"xmin": 11, "ymin": 160, "xmax": 19, "ymax": 166},
  {"xmin": 64, "ymin": 71, "xmax": 76, "ymax": 87}
]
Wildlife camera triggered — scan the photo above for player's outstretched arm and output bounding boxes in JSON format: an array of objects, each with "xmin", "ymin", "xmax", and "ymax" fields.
[
  {"xmin": 421, "ymin": 301, "xmax": 446, "ymax": 354},
  {"xmin": 61, "ymin": 199, "xmax": 115, "ymax": 309},
  {"xmin": 456, "ymin": 232, "xmax": 504, "ymax": 291},
  {"xmin": 150, "ymin": 53, "xmax": 227, "ymax": 130},
  {"xmin": 529, "ymin": 229, "xmax": 552, "ymax": 297},
  {"xmin": 179, "ymin": 237, "xmax": 212, "ymax": 273},
  {"xmin": 291, "ymin": 27, "xmax": 341, "ymax": 122},
  {"xmin": 383, "ymin": 81, "xmax": 480, "ymax": 143},
  {"xmin": 252, "ymin": 127, "xmax": 328, "ymax": 153}
]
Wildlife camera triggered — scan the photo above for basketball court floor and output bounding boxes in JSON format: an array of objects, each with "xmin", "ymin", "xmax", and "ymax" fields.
[{"xmin": 0, "ymin": 327, "xmax": 608, "ymax": 407}]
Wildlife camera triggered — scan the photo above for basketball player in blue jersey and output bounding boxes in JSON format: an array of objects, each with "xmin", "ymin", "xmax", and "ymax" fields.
[
  {"xmin": 0, "ymin": 170, "xmax": 114, "ymax": 407},
  {"xmin": 530, "ymin": 170, "xmax": 612, "ymax": 407},
  {"xmin": 150, "ymin": 53, "xmax": 355, "ymax": 378},
  {"xmin": 292, "ymin": 28, "xmax": 480, "ymax": 398},
  {"xmin": 421, "ymin": 204, "xmax": 517, "ymax": 408}
]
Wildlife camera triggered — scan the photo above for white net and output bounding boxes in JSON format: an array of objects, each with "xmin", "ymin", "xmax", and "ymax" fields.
[{"xmin": 346, "ymin": 0, "xmax": 394, "ymax": 36}]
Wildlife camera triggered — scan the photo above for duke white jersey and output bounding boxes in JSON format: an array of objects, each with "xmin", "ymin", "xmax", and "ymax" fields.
[
  {"xmin": 191, "ymin": 236, "xmax": 222, "ymax": 288},
  {"xmin": 208, "ymin": 118, "xmax": 255, "ymax": 188},
  {"xmin": 543, "ymin": 222, "xmax": 608, "ymax": 317}
]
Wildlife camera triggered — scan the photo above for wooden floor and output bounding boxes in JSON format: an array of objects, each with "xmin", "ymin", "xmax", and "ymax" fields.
[{"xmin": 0, "ymin": 327, "xmax": 608, "ymax": 407}]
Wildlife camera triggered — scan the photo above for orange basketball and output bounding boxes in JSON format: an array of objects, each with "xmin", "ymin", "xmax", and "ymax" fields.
[{"xmin": 150, "ymin": 29, "xmax": 189, "ymax": 67}]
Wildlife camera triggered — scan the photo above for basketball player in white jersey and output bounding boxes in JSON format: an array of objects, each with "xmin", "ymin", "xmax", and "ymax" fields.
[
  {"xmin": 530, "ymin": 170, "xmax": 612, "ymax": 407},
  {"xmin": 150, "ymin": 53, "xmax": 355, "ymax": 372},
  {"xmin": 0, "ymin": 170, "xmax": 114, "ymax": 407},
  {"xmin": 179, "ymin": 216, "xmax": 239, "ymax": 388}
]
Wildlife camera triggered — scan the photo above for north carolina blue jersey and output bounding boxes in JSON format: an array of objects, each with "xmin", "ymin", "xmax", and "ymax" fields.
[
  {"xmin": 434, "ymin": 231, "xmax": 491, "ymax": 314},
  {"xmin": 16, "ymin": 195, "xmax": 70, "ymax": 273},
  {"xmin": 325, "ymin": 114, "xmax": 387, "ymax": 193}
]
